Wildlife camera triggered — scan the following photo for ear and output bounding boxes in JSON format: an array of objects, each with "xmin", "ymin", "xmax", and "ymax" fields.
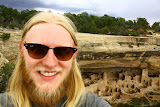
[
  {"xmin": 19, "ymin": 41, "xmax": 23, "ymax": 56},
  {"xmin": 73, "ymin": 48, "xmax": 78, "ymax": 61}
]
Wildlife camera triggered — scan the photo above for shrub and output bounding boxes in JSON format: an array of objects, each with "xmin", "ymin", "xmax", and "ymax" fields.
[
  {"xmin": 117, "ymin": 103, "xmax": 133, "ymax": 107},
  {"xmin": 148, "ymin": 32, "xmax": 152, "ymax": 35},
  {"xmin": 122, "ymin": 30, "xmax": 140, "ymax": 36},
  {"xmin": 2, "ymin": 33, "xmax": 10, "ymax": 41},
  {"xmin": 138, "ymin": 28, "xmax": 145, "ymax": 34},
  {"xmin": 137, "ymin": 42, "xmax": 144, "ymax": 47},
  {"xmin": 129, "ymin": 44, "xmax": 133, "ymax": 48},
  {"xmin": 8, "ymin": 24, "xmax": 17, "ymax": 29},
  {"xmin": 109, "ymin": 31, "xmax": 118, "ymax": 35},
  {"xmin": 154, "ymin": 103, "xmax": 160, "ymax": 106},
  {"xmin": 99, "ymin": 26, "xmax": 109, "ymax": 34},
  {"xmin": 0, "ymin": 62, "xmax": 15, "ymax": 93},
  {"xmin": 131, "ymin": 97, "xmax": 149, "ymax": 106},
  {"xmin": 149, "ymin": 92, "xmax": 160, "ymax": 95},
  {"xmin": 149, "ymin": 92, "xmax": 155, "ymax": 95},
  {"xmin": 123, "ymin": 31, "xmax": 130, "ymax": 36},
  {"xmin": 130, "ymin": 31, "xmax": 140, "ymax": 36},
  {"xmin": 2, "ymin": 25, "xmax": 7, "ymax": 28}
]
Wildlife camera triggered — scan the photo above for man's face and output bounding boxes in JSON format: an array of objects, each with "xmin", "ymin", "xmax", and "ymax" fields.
[{"xmin": 20, "ymin": 23, "xmax": 77, "ymax": 92}]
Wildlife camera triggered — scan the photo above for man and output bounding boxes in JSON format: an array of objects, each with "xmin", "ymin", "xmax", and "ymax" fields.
[{"xmin": 0, "ymin": 12, "xmax": 111, "ymax": 107}]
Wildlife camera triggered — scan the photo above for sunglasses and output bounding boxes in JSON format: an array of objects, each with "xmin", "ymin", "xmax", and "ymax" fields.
[{"xmin": 23, "ymin": 43, "xmax": 77, "ymax": 61}]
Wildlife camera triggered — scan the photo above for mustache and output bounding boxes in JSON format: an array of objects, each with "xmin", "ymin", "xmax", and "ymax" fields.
[{"xmin": 34, "ymin": 66, "xmax": 63, "ymax": 72}]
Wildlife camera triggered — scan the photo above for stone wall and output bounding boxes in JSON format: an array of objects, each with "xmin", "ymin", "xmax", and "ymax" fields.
[{"xmin": 83, "ymin": 69, "xmax": 160, "ymax": 103}]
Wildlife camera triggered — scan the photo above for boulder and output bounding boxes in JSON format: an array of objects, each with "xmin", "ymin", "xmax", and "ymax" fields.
[
  {"xmin": 0, "ymin": 52, "xmax": 9, "ymax": 69},
  {"xmin": 85, "ymin": 83, "xmax": 98, "ymax": 93}
]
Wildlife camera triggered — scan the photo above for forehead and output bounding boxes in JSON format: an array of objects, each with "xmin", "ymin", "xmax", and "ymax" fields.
[{"xmin": 25, "ymin": 23, "xmax": 74, "ymax": 47}]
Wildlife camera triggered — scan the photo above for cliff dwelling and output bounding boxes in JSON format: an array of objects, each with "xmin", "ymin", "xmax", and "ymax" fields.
[{"xmin": 82, "ymin": 68, "xmax": 160, "ymax": 104}]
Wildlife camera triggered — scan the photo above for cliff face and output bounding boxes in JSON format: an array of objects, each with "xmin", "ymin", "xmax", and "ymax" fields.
[
  {"xmin": 76, "ymin": 33, "xmax": 160, "ymax": 104},
  {"xmin": 77, "ymin": 33, "xmax": 160, "ymax": 74},
  {"xmin": 0, "ymin": 28, "xmax": 160, "ymax": 104}
]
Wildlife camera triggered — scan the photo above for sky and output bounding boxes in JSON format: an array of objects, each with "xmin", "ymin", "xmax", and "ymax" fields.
[{"xmin": 0, "ymin": 0, "xmax": 160, "ymax": 26}]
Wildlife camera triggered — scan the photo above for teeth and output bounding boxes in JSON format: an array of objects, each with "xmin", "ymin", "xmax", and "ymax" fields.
[{"xmin": 40, "ymin": 71, "xmax": 59, "ymax": 76}]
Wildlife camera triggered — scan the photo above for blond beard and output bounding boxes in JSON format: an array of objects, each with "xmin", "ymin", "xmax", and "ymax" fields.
[{"xmin": 21, "ymin": 58, "xmax": 71, "ymax": 106}]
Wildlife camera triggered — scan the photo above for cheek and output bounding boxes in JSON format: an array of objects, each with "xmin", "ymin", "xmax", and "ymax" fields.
[
  {"xmin": 59, "ymin": 60, "xmax": 73, "ymax": 80},
  {"xmin": 61, "ymin": 60, "xmax": 73, "ymax": 71},
  {"xmin": 59, "ymin": 61, "xmax": 72, "ymax": 86}
]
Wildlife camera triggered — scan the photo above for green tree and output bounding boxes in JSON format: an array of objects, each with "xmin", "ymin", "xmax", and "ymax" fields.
[
  {"xmin": 99, "ymin": 26, "xmax": 109, "ymax": 34},
  {"xmin": 152, "ymin": 22, "xmax": 160, "ymax": 32},
  {"xmin": 0, "ymin": 5, "xmax": 11, "ymax": 26},
  {"xmin": 125, "ymin": 20, "xmax": 134, "ymax": 29},
  {"xmin": 89, "ymin": 20, "xmax": 98, "ymax": 34},
  {"xmin": 20, "ymin": 9, "xmax": 38, "ymax": 25},
  {"xmin": 11, "ymin": 9, "xmax": 20, "ymax": 27},
  {"xmin": 64, "ymin": 12, "xmax": 79, "ymax": 29},
  {"xmin": 134, "ymin": 18, "xmax": 149, "ymax": 31},
  {"xmin": 1, "ymin": 4, "xmax": 158, "ymax": 36},
  {"xmin": 109, "ymin": 25, "xmax": 120, "ymax": 35},
  {"xmin": 81, "ymin": 12, "xmax": 89, "ymax": 19},
  {"xmin": 93, "ymin": 15, "xmax": 105, "ymax": 29},
  {"xmin": 103, "ymin": 15, "xmax": 117, "ymax": 27},
  {"xmin": 117, "ymin": 17, "xmax": 125, "ymax": 27}
]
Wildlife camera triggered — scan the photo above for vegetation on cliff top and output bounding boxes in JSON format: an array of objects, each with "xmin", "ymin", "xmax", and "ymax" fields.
[{"xmin": 0, "ymin": 5, "xmax": 160, "ymax": 36}]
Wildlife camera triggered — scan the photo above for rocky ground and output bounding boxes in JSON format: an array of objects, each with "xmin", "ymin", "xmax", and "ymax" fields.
[{"xmin": 0, "ymin": 27, "xmax": 21, "ymax": 63}]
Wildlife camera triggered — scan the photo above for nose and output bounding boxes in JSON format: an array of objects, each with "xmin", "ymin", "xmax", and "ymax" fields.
[{"xmin": 41, "ymin": 49, "xmax": 58, "ymax": 68}]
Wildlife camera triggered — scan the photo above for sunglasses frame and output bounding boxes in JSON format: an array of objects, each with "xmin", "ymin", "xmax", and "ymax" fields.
[{"xmin": 23, "ymin": 43, "xmax": 77, "ymax": 61}]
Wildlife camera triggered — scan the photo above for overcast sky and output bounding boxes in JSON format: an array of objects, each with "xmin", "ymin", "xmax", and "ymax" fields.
[{"xmin": 0, "ymin": 0, "xmax": 160, "ymax": 25}]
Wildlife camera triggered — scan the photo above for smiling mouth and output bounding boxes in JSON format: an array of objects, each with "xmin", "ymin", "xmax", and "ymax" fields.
[{"xmin": 39, "ymin": 71, "xmax": 60, "ymax": 76}]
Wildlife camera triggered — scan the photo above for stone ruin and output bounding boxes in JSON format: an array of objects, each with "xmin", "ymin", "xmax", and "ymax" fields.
[{"xmin": 82, "ymin": 69, "xmax": 160, "ymax": 104}]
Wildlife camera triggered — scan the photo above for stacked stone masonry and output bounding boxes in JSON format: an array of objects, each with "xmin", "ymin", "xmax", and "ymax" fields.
[{"xmin": 84, "ymin": 69, "xmax": 160, "ymax": 103}]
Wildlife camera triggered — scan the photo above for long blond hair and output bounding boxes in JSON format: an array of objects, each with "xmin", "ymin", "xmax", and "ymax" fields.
[{"xmin": 7, "ymin": 12, "xmax": 86, "ymax": 107}]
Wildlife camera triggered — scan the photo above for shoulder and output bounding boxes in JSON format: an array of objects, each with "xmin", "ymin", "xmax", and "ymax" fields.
[
  {"xmin": 0, "ymin": 93, "xmax": 14, "ymax": 107},
  {"xmin": 0, "ymin": 93, "xmax": 8, "ymax": 102},
  {"xmin": 80, "ymin": 93, "xmax": 111, "ymax": 107}
]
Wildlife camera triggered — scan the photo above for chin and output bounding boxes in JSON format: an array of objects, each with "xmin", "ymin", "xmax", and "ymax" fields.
[{"xmin": 32, "ymin": 78, "xmax": 60, "ymax": 93}]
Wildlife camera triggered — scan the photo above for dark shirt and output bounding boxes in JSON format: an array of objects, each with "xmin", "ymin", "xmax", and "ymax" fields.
[{"xmin": 0, "ymin": 93, "xmax": 111, "ymax": 107}]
